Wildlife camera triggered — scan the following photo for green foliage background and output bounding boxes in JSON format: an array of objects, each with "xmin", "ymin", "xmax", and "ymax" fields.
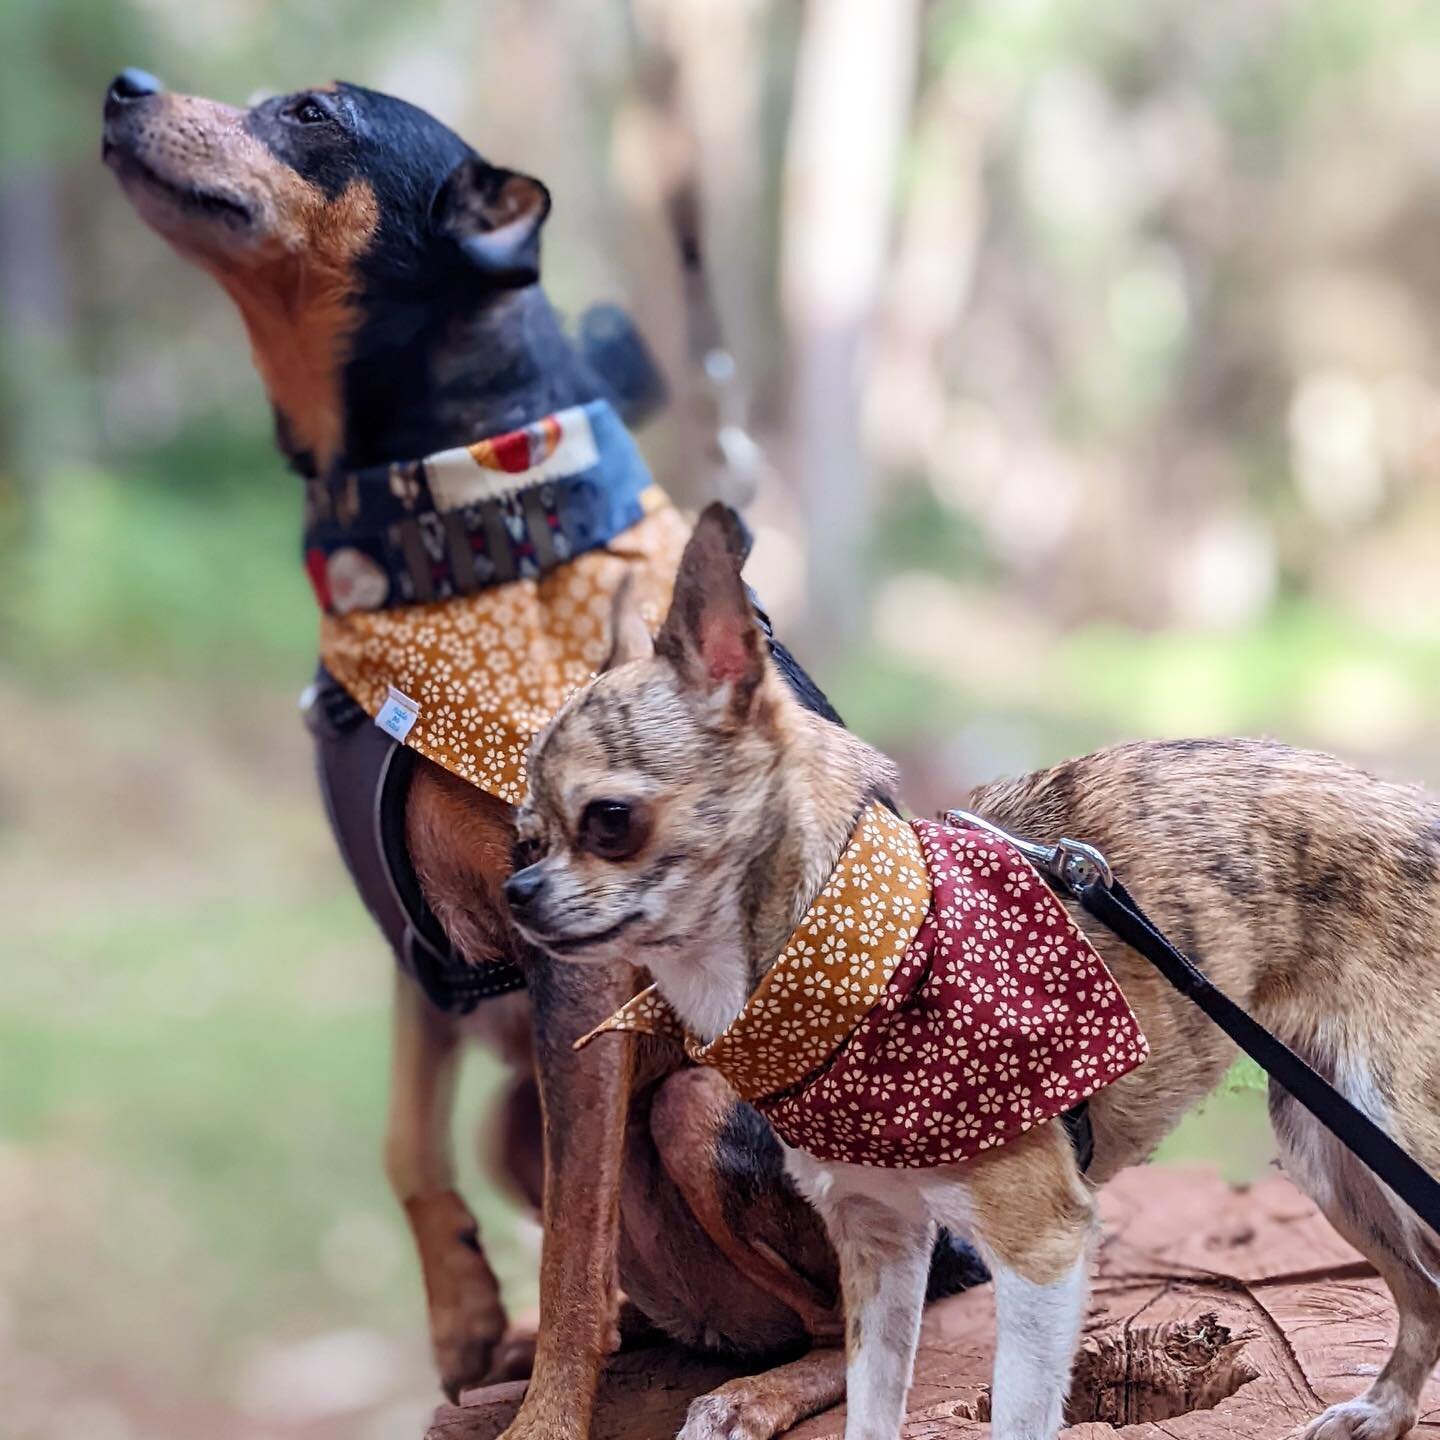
[{"xmin": 3, "ymin": 2, "xmax": 1439, "ymax": 1437}]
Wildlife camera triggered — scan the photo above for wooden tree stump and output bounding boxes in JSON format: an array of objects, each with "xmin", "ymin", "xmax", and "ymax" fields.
[{"xmin": 427, "ymin": 1167, "xmax": 1440, "ymax": 1440}]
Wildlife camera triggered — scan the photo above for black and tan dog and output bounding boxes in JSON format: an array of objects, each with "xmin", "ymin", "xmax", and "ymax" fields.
[
  {"xmin": 515, "ymin": 504, "xmax": 1440, "ymax": 1440},
  {"xmin": 101, "ymin": 70, "xmax": 983, "ymax": 1438}
]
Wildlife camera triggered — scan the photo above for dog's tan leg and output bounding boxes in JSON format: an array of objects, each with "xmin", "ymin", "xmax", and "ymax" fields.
[
  {"xmin": 679, "ymin": 1348, "xmax": 848, "ymax": 1440},
  {"xmin": 1272, "ymin": 1078, "xmax": 1440, "ymax": 1440},
  {"xmin": 386, "ymin": 970, "xmax": 506, "ymax": 1401},
  {"xmin": 498, "ymin": 951, "xmax": 638, "ymax": 1440},
  {"xmin": 931, "ymin": 1124, "xmax": 1096, "ymax": 1440}
]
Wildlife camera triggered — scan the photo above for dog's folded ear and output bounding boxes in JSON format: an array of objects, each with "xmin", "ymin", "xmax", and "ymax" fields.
[
  {"xmin": 656, "ymin": 503, "xmax": 767, "ymax": 722},
  {"xmin": 431, "ymin": 156, "xmax": 552, "ymax": 287}
]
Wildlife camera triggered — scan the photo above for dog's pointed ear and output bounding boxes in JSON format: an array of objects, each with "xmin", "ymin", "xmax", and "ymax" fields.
[
  {"xmin": 431, "ymin": 156, "xmax": 551, "ymax": 286},
  {"xmin": 601, "ymin": 574, "xmax": 654, "ymax": 672},
  {"xmin": 656, "ymin": 503, "xmax": 765, "ymax": 720}
]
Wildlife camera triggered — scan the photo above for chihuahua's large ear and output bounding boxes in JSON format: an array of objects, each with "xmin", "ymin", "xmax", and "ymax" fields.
[
  {"xmin": 431, "ymin": 156, "xmax": 551, "ymax": 287},
  {"xmin": 656, "ymin": 503, "xmax": 765, "ymax": 719},
  {"xmin": 601, "ymin": 574, "xmax": 654, "ymax": 672}
]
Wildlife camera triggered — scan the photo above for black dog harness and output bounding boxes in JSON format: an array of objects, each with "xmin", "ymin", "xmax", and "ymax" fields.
[{"xmin": 305, "ymin": 668, "xmax": 527, "ymax": 1013}]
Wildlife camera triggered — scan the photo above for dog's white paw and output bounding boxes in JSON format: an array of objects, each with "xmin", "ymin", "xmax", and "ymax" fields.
[
  {"xmin": 679, "ymin": 1391, "xmax": 774, "ymax": 1440},
  {"xmin": 1303, "ymin": 1391, "xmax": 1417, "ymax": 1440}
]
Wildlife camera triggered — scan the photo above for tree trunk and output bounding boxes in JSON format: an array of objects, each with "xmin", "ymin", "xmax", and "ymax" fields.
[{"xmin": 780, "ymin": 0, "xmax": 920, "ymax": 661}]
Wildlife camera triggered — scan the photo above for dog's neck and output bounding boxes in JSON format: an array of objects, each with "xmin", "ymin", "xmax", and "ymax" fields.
[
  {"xmin": 279, "ymin": 285, "xmax": 603, "ymax": 477},
  {"xmin": 652, "ymin": 704, "xmax": 899, "ymax": 1044}
]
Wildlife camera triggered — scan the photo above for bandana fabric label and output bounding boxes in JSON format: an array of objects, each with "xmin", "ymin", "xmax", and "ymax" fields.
[
  {"xmin": 374, "ymin": 685, "xmax": 421, "ymax": 742},
  {"xmin": 578, "ymin": 811, "xmax": 1149, "ymax": 1170}
]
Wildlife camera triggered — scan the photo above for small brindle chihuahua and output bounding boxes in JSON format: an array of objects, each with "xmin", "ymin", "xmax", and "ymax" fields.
[{"xmin": 514, "ymin": 504, "xmax": 1440, "ymax": 1440}]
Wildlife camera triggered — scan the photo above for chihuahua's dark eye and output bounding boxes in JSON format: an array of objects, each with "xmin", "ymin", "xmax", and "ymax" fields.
[
  {"xmin": 512, "ymin": 835, "xmax": 543, "ymax": 871},
  {"xmin": 578, "ymin": 800, "xmax": 639, "ymax": 860},
  {"xmin": 289, "ymin": 97, "xmax": 330, "ymax": 125}
]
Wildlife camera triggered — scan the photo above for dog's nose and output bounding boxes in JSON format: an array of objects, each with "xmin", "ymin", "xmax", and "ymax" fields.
[
  {"xmin": 504, "ymin": 866, "xmax": 545, "ymax": 914},
  {"xmin": 107, "ymin": 69, "xmax": 163, "ymax": 107}
]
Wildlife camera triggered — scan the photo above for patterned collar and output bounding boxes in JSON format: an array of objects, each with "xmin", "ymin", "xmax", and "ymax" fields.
[
  {"xmin": 575, "ymin": 804, "xmax": 933, "ymax": 1099},
  {"xmin": 302, "ymin": 399, "xmax": 657, "ymax": 616}
]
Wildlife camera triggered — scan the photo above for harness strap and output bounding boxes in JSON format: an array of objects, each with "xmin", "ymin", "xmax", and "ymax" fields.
[
  {"xmin": 305, "ymin": 669, "xmax": 526, "ymax": 1015},
  {"xmin": 375, "ymin": 745, "xmax": 528, "ymax": 1010},
  {"xmin": 1061, "ymin": 1101, "xmax": 1094, "ymax": 1173},
  {"xmin": 944, "ymin": 808, "xmax": 1440, "ymax": 1240}
]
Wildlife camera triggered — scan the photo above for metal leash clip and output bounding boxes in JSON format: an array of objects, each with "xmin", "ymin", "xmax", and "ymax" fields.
[{"xmin": 940, "ymin": 808, "xmax": 1114, "ymax": 898}]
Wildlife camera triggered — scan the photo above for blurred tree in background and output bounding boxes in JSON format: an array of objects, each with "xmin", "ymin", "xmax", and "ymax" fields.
[{"xmin": 2, "ymin": 2, "xmax": 1438, "ymax": 1437}]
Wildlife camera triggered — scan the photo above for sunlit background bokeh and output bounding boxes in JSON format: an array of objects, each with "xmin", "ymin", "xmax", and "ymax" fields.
[{"xmin": 4, "ymin": 1, "xmax": 1440, "ymax": 1437}]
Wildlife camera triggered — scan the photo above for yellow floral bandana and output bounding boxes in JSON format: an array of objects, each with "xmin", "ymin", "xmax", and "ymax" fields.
[
  {"xmin": 319, "ymin": 495, "xmax": 689, "ymax": 804},
  {"xmin": 574, "ymin": 804, "xmax": 933, "ymax": 1100}
]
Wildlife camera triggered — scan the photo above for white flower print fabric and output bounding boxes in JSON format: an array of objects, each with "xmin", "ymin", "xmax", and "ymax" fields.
[{"xmin": 319, "ymin": 501, "xmax": 690, "ymax": 804}]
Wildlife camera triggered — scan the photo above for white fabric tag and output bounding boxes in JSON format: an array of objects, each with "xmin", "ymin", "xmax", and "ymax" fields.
[{"xmin": 375, "ymin": 685, "xmax": 421, "ymax": 742}]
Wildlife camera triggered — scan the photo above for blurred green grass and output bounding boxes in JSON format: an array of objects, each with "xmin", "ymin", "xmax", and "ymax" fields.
[{"xmin": 1, "ymin": 452, "xmax": 534, "ymax": 1436}]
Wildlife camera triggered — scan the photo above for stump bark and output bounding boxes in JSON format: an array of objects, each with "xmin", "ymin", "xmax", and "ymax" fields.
[{"xmin": 427, "ymin": 1167, "xmax": 1440, "ymax": 1440}]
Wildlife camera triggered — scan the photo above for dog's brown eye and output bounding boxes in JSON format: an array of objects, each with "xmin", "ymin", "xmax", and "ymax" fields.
[
  {"xmin": 578, "ymin": 800, "xmax": 640, "ymax": 860},
  {"xmin": 512, "ymin": 835, "xmax": 543, "ymax": 871}
]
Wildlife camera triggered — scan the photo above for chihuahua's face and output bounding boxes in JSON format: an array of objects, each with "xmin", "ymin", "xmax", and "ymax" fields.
[
  {"xmin": 508, "ymin": 507, "xmax": 787, "ymax": 973},
  {"xmin": 102, "ymin": 70, "xmax": 550, "ymax": 470}
]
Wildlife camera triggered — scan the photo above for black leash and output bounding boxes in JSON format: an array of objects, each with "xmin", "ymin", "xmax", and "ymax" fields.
[{"xmin": 944, "ymin": 808, "xmax": 1440, "ymax": 1240}]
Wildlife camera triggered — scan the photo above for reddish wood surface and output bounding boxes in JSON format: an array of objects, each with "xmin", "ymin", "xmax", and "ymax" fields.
[{"xmin": 427, "ymin": 1167, "xmax": 1440, "ymax": 1440}]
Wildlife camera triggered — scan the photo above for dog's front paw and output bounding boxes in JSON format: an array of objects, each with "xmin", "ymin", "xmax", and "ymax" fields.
[
  {"xmin": 406, "ymin": 1191, "xmax": 507, "ymax": 1401},
  {"xmin": 1303, "ymin": 1390, "xmax": 1417, "ymax": 1440},
  {"xmin": 680, "ymin": 1391, "xmax": 777, "ymax": 1440}
]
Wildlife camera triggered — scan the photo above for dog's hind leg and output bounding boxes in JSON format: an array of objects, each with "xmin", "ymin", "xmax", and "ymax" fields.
[
  {"xmin": 1271, "ymin": 1067, "xmax": 1440, "ymax": 1440},
  {"xmin": 651, "ymin": 1067, "xmax": 842, "ymax": 1340},
  {"xmin": 386, "ymin": 971, "xmax": 507, "ymax": 1400}
]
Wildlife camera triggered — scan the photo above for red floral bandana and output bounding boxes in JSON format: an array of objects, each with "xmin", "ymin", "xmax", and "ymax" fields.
[{"xmin": 579, "ymin": 812, "xmax": 1149, "ymax": 1170}]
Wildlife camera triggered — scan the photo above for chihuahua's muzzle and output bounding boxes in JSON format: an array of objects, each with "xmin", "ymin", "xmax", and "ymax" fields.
[
  {"xmin": 504, "ymin": 863, "xmax": 571, "ymax": 949},
  {"xmin": 505, "ymin": 864, "xmax": 643, "ymax": 959}
]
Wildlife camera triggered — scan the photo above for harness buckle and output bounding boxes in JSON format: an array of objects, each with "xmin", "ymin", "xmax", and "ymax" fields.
[{"xmin": 940, "ymin": 809, "xmax": 1114, "ymax": 898}]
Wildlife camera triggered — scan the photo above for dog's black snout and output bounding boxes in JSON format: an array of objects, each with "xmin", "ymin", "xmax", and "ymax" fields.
[
  {"xmin": 504, "ymin": 866, "xmax": 545, "ymax": 915},
  {"xmin": 108, "ymin": 69, "xmax": 163, "ymax": 107}
]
